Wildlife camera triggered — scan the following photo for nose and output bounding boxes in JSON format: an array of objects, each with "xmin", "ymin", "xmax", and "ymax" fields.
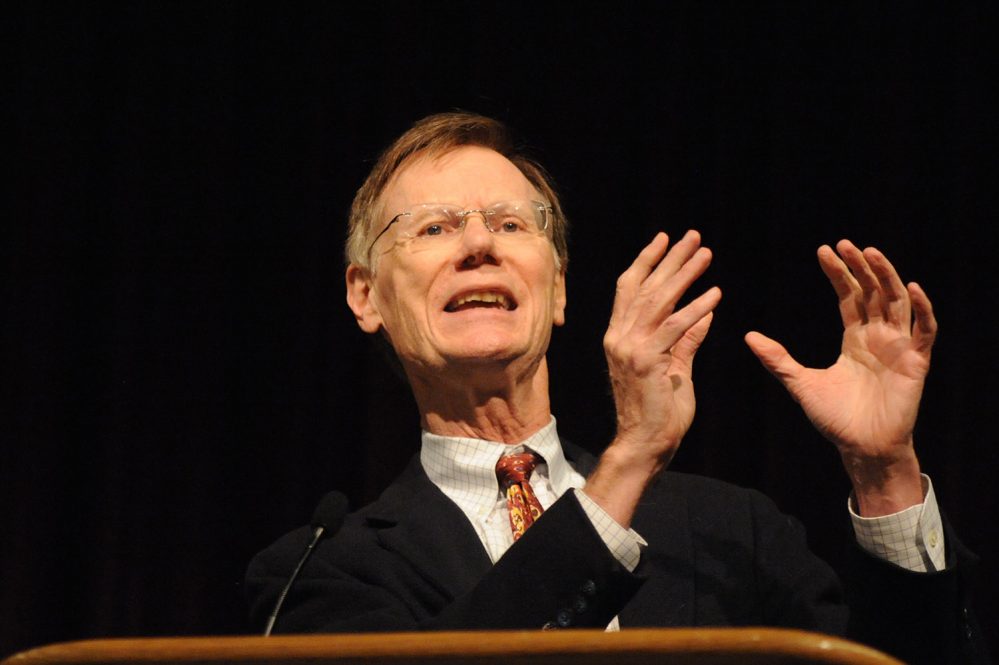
[{"xmin": 456, "ymin": 212, "xmax": 498, "ymax": 268}]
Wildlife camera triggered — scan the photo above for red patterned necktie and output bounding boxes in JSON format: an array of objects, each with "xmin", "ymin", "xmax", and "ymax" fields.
[{"xmin": 496, "ymin": 452, "xmax": 545, "ymax": 540}]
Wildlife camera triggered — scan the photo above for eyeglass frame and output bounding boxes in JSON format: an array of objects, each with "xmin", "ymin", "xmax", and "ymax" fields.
[{"xmin": 366, "ymin": 200, "xmax": 555, "ymax": 263}]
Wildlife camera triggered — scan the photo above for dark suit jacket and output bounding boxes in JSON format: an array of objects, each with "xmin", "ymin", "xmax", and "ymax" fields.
[{"xmin": 246, "ymin": 441, "xmax": 987, "ymax": 664}]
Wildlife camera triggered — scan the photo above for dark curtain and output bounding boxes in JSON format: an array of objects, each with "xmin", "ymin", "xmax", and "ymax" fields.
[{"xmin": 5, "ymin": 1, "xmax": 996, "ymax": 657}]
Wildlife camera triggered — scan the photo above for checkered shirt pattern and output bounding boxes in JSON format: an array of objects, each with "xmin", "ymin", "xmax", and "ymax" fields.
[{"xmin": 849, "ymin": 474, "xmax": 945, "ymax": 572}]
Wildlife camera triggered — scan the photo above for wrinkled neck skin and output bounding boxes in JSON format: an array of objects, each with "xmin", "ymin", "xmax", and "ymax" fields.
[{"xmin": 406, "ymin": 355, "xmax": 553, "ymax": 444}]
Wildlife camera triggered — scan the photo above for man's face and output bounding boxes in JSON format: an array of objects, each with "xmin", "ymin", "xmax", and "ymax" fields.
[{"xmin": 347, "ymin": 146, "xmax": 566, "ymax": 379}]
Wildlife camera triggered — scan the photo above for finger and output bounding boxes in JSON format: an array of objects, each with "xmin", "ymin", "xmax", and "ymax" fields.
[
  {"xmin": 744, "ymin": 331, "xmax": 806, "ymax": 398},
  {"xmin": 611, "ymin": 232, "xmax": 670, "ymax": 325},
  {"xmin": 908, "ymin": 281, "xmax": 937, "ymax": 355},
  {"xmin": 863, "ymin": 246, "xmax": 911, "ymax": 330},
  {"xmin": 632, "ymin": 246, "xmax": 714, "ymax": 332},
  {"xmin": 670, "ymin": 311, "xmax": 714, "ymax": 373},
  {"xmin": 836, "ymin": 239, "xmax": 884, "ymax": 322},
  {"xmin": 643, "ymin": 229, "xmax": 703, "ymax": 291},
  {"xmin": 817, "ymin": 244, "xmax": 864, "ymax": 327},
  {"xmin": 651, "ymin": 286, "xmax": 722, "ymax": 354},
  {"xmin": 618, "ymin": 230, "xmax": 705, "ymax": 331}
]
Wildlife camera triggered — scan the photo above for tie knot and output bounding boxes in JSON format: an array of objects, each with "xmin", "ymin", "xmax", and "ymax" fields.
[{"xmin": 495, "ymin": 452, "xmax": 540, "ymax": 489}]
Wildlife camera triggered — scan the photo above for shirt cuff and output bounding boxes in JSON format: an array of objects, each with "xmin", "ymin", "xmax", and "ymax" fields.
[
  {"xmin": 849, "ymin": 474, "xmax": 945, "ymax": 572},
  {"xmin": 573, "ymin": 489, "xmax": 647, "ymax": 572}
]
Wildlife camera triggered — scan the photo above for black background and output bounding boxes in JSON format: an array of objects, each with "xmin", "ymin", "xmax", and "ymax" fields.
[{"xmin": 5, "ymin": 1, "xmax": 997, "ymax": 658}]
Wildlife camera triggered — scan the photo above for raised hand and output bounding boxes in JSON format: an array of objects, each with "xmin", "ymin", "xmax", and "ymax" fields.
[
  {"xmin": 745, "ymin": 240, "xmax": 936, "ymax": 515},
  {"xmin": 586, "ymin": 230, "xmax": 722, "ymax": 526}
]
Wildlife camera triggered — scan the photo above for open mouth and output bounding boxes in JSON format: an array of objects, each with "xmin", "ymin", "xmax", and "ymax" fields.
[{"xmin": 444, "ymin": 291, "xmax": 517, "ymax": 312}]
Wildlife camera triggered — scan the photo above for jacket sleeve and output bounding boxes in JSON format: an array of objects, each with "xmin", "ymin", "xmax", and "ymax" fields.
[
  {"xmin": 745, "ymin": 488, "xmax": 989, "ymax": 665},
  {"xmin": 843, "ymin": 517, "xmax": 989, "ymax": 665},
  {"xmin": 246, "ymin": 492, "xmax": 644, "ymax": 633}
]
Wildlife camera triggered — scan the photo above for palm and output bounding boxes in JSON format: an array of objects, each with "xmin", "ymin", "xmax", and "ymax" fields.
[{"xmin": 793, "ymin": 320, "xmax": 929, "ymax": 456}]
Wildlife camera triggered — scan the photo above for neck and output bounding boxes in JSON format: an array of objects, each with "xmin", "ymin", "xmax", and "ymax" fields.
[{"xmin": 408, "ymin": 357, "xmax": 553, "ymax": 443}]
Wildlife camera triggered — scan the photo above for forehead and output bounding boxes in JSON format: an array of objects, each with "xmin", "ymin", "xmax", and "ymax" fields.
[{"xmin": 380, "ymin": 146, "xmax": 540, "ymax": 214}]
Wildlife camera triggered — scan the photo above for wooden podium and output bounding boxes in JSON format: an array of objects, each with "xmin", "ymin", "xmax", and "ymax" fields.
[{"xmin": 2, "ymin": 628, "xmax": 903, "ymax": 664}]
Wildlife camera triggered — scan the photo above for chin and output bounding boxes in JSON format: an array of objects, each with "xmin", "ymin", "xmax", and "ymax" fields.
[
  {"xmin": 439, "ymin": 335, "xmax": 537, "ymax": 366},
  {"xmin": 445, "ymin": 345, "xmax": 523, "ymax": 364}
]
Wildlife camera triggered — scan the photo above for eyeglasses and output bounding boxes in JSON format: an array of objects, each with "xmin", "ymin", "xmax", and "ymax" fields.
[{"xmin": 367, "ymin": 200, "xmax": 553, "ymax": 261}]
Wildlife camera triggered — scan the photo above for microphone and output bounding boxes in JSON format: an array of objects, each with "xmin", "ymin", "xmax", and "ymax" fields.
[{"xmin": 263, "ymin": 491, "xmax": 349, "ymax": 636}]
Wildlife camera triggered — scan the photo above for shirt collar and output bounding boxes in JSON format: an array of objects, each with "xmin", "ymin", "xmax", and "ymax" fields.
[{"xmin": 420, "ymin": 417, "xmax": 575, "ymax": 516}]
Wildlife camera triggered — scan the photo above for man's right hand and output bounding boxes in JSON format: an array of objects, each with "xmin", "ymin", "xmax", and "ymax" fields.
[{"xmin": 584, "ymin": 230, "xmax": 721, "ymax": 528}]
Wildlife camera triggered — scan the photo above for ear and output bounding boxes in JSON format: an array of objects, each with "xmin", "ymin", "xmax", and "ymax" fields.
[
  {"xmin": 553, "ymin": 268, "xmax": 567, "ymax": 327},
  {"xmin": 345, "ymin": 264, "xmax": 384, "ymax": 333}
]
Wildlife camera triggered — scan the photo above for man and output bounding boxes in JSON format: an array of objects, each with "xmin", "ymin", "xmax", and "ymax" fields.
[{"xmin": 247, "ymin": 113, "xmax": 985, "ymax": 663}]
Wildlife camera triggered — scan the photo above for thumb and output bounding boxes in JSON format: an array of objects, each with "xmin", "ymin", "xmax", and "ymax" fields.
[
  {"xmin": 744, "ymin": 331, "xmax": 805, "ymax": 393},
  {"xmin": 672, "ymin": 311, "xmax": 714, "ymax": 370}
]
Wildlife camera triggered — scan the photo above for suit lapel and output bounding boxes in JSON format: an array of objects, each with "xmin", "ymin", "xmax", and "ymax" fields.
[
  {"xmin": 365, "ymin": 439, "xmax": 599, "ymax": 603},
  {"xmin": 366, "ymin": 455, "xmax": 492, "ymax": 601}
]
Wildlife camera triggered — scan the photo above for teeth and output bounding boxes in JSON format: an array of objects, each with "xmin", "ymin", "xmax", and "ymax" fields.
[{"xmin": 449, "ymin": 291, "xmax": 510, "ymax": 310}]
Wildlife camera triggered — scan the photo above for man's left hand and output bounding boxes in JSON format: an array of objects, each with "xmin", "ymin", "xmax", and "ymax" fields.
[{"xmin": 744, "ymin": 240, "xmax": 937, "ymax": 516}]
